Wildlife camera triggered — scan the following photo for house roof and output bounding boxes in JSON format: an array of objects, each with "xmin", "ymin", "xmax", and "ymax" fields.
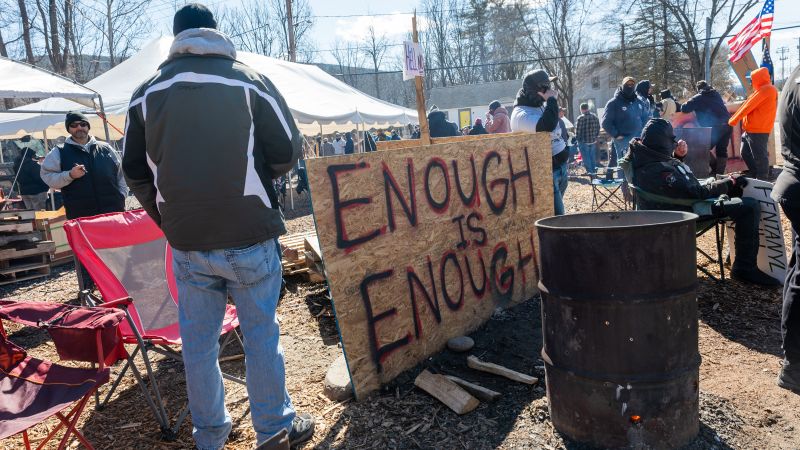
[{"xmin": 428, "ymin": 79, "xmax": 521, "ymax": 109}]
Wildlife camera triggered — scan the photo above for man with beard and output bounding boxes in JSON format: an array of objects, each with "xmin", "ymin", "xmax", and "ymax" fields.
[
  {"xmin": 40, "ymin": 111, "xmax": 127, "ymax": 220},
  {"xmin": 680, "ymin": 80, "xmax": 733, "ymax": 176},
  {"xmin": 601, "ymin": 77, "xmax": 650, "ymax": 166}
]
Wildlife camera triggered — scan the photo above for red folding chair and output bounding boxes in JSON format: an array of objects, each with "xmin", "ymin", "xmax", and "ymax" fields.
[
  {"xmin": 63, "ymin": 209, "xmax": 244, "ymax": 440},
  {"xmin": 0, "ymin": 300, "xmax": 127, "ymax": 449}
]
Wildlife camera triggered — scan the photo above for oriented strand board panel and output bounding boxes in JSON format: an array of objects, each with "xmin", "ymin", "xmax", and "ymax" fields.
[
  {"xmin": 375, "ymin": 132, "xmax": 531, "ymax": 151},
  {"xmin": 307, "ymin": 132, "xmax": 553, "ymax": 397}
]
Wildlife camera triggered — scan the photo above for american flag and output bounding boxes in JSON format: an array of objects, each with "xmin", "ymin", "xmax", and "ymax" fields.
[
  {"xmin": 761, "ymin": 38, "xmax": 774, "ymax": 81},
  {"xmin": 728, "ymin": 0, "xmax": 774, "ymax": 62}
]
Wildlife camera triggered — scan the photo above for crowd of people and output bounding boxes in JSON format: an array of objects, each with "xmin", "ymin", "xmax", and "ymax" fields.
[{"xmin": 2, "ymin": 4, "xmax": 798, "ymax": 449}]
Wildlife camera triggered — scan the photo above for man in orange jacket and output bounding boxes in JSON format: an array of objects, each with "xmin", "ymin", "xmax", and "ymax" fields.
[{"xmin": 728, "ymin": 67, "xmax": 778, "ymax": 179}]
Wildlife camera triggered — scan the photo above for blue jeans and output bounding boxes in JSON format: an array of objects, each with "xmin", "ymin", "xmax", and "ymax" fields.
[
  {"xmin": 578, "ymin": 142, "xmax": 597, "ymax": 174},
  {"xmin": 172, "ymin": 239, "xmax": 295, "ymax": 450},
  {"xmin": 611, "ymin": 135, "xmax": 635, "ymax": 167},
  {"xmin": 553, "ymin": 162, "xmax": 568, "ymax": 215}
]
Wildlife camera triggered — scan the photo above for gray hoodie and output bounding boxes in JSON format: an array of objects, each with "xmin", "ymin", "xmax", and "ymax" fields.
[{"xmin": 122, "ymin": 28, "xmax": 302, "ymax": 251}]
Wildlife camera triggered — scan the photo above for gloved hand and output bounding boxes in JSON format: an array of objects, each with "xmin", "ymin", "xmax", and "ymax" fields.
[{"xmin": 730, "ymin": 174, "xmax": 749, "ymax": 188}]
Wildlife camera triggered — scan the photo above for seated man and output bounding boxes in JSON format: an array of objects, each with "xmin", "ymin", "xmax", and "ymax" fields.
[{"xmin": 622, "ymin": 118, "xmax": 781, "ymax": 286}]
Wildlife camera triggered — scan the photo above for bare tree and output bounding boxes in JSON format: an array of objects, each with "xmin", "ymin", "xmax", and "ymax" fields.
[
  {"xmin": 330, "ymin": 38, "xmax": 366, "ymax": 87},
  {"xmin": 218, "ymin": 0, "xmax": 279, "ymax": 56},
  {"xmin": 516, "ymin": 0, "xmax": 594, "ymax": 119},
  {"xmin": 361, "ymin": 25, "xmax": 390, "ymax": 94},
  {"xmin": 15, "ymin": 0, "xmax": 36, "ymax": 63},
  {"xmin": 270, "ymin": 0, "xmax": 314, "ymax": 61},
  {"xmin": 641, "ymin": 0, "xmax": 760, "ymax": 85}
]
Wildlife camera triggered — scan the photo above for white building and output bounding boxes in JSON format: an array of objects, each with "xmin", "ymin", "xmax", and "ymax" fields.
[{"xmin": 428, "ymin": 79, "xmax": 520, "ymax": 129}]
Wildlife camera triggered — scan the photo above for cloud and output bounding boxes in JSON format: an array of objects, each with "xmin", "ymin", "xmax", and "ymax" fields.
[{"xmin": 335, "ymin": 13, "xmax": 429, "ymax": 42}]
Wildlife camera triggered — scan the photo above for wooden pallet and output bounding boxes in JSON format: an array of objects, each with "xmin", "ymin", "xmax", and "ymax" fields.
[
  {"xmin": 303, "ymin": 235, "xmax": 326, "ymax": 283},
  {"xmin": 0, "ymin": 241, "xmax": 55, "ymax": 261},
  {"xmin": 279, "ymin": 231, "xmax": 316, "ymax": 275},
  {"xmin": 0, "ymin": 251, "xmax": 50, "ymax": 285},
  {"xmin": 0, "ymin": 231, "xmax": 42, "ymax": 247},
  {"xmin": 0, "ymin": 210, "xmax": 36, "ymax": 221}
]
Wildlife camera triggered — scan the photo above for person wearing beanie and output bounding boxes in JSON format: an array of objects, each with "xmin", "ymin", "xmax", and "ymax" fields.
[
  {"xmin": 485, "ymin": 100, "xmax": 510, "ymax": 133},
  {"xmin": 680, "ymin": 80, "xmax": 733, "ymax": 175},
  {"xmin": 729, "ymin": 67, "xmax": 779, "ymax": 179},
  {"xmin": 468, "ymin": 117, "xmax": 488, "ymax": 135},
  {"xmin": 122, "ymin": 3, "xmax": 314, "ymax": 448},
  {"xmin": 621, "ymin": 118, "xmax": 780, "ymax": 286},
  {"xmin": 601, "ymin": 76, "xmax": 651, "ymax": 167},
  {"xmin": 39, "ymin": 111, "xmax": 127, "ymax": 220},
  {"xmin": 510, "ymin": 69, "xmax": 569, "ymax": 215},
  {"xmin": 635, "ymin": 80, "xmax": 657, "ymax": 119},
  {"xmin": 658, "ymin": 89, "xmax": 678, "ymax": 122}
]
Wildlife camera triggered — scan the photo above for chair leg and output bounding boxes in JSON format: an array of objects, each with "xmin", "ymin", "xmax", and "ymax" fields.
[
  {"xmin": 716, "ymin": 222, "xmax": 726, "ymax": 281},
  {"xmin": 129, "ymin": 346, "xmax": 172, "ymax": 433}
]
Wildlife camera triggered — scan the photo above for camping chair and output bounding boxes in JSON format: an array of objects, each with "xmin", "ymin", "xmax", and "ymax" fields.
[
  {"xmin": 629, "ymin": 185, "xmax": 727, "ymax": 282},
  {"xmin": 587, "ymin": 166, "xmax": 631, "ymax": 211},
  {"xmin": 0, "ymin": 300, "xmax": 127, "ymax": 449},
  {"xmin": 568, "ymin": 151, "xmax": 584, "ymax": 177},
  {"xmin": 63, "ymin": 209, "xmax": 245, "ymax": 439}
]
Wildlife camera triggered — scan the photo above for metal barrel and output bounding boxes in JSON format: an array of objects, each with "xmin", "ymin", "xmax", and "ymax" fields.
[{"xmin": 535, "ymin": 211, "xmax": 700, "ymax": 449}]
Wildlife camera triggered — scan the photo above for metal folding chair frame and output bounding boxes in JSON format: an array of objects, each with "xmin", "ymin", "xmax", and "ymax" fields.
[
  {"xmin": 695, "ymin": 218, "xmax": 727, "ymax": 282},
  {"xmin": 79, "ymin": 281, "xmax": 245, "ymax": 440}
]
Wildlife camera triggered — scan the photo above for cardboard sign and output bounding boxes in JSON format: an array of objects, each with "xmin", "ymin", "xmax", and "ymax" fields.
[
  {"xmin": 402, "ymin": 41, "xmax": 425, "ymax": 81},
  {"xmin": 306, "ymin": 133, "xmax": 553, "ymax": 397},
  {"xmin": 726, "ymin": 179, "xmax": 787, "ymax": 282}
]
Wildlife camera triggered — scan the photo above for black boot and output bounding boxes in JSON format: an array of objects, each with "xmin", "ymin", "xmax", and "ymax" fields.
[
  {"xmin": 731, "ymin": 267, "xmax": 783, "ymax": 286},
  {"xmin": 778, "ymin": 359, "xmax": 800, "ymax": 393}
]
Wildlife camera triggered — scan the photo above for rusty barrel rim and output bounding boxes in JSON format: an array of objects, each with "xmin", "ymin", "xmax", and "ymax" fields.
[{"xmin": 535, "ymin": 210, "xmax": 698, "ymax": 231}]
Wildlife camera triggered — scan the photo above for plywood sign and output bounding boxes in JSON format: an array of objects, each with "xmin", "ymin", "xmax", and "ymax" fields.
[{"xmin": 306, "ymin": 133, "xmax": 553, "ymax": 397}]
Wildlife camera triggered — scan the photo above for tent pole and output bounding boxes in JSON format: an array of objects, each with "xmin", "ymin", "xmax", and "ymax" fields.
[{"xmin": 97, "ymin": 95, "xmax": 112, "ymax": 144}]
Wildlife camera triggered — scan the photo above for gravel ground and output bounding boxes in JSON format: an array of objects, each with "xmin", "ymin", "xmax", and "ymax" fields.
[{"xmin": 2, "ymin": 169, "xmax": 800, "ymax": 449}]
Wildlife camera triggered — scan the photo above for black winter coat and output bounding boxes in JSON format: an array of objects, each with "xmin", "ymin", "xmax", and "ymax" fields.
[
  {"xmin": 13, "ymin": 153, "xmax": 49, "ymax": 195},
  {"xmin": 626, "ymin": 139, "xmax": 731, "ymax": 211},
  {"xmin": 428, "ymin": 111, "xmax": 460, "ymax": 137},
  {"xmin": 680, "ymin": 89, "xmax": 731, "ymax": 128}
]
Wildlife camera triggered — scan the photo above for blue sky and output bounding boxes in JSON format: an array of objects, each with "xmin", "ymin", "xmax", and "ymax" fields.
[{"xmin": 139, "ymin": 0, "xmax": 800, "ymax": 72}]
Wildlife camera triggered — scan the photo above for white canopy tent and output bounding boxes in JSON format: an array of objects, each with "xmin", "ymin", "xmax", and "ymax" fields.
[
  {"xmin": 0, "ymin": 56, "xmax": 97, "ymax": 104},
  {"xmin": 0, "ymin": 37, "xmax": 417, "ymax": 139}
]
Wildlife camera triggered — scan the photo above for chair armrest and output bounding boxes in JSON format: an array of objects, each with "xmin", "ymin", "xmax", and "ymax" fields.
[{"xmin": 97, "ymin": 297, "xmax": 133, "ymax": 309}]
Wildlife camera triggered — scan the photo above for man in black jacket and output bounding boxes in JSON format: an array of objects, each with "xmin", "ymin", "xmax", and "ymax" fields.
[
  {"xmin": 772, "ymin": 64, "xmax": 800, "ymax": 393},
  {"xmin": 624, "ymin": 118, "xmax": 779, "ymax": 286},
  {"xmin": 122, "ymin": 4, "xmax": 313, "ymax": 448},
  {"xmin": 427, "ymin": 109, "xmax": 459, "ymax": 137},
  {"xmin": 680, "ymin": 80, "xmax": 733, "ymax": 176}
]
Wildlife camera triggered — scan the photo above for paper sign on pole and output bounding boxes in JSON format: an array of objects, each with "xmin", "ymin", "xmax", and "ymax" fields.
[
  {"xmin": 726, "ymin": 179, "xmax": 788, "ymax": 283},
  {"xmin": 403, "ymin": 41, "xmax": 425, "ymax": 81}
]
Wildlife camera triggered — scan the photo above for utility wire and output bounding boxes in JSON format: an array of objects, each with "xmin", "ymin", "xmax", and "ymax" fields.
[{"xmin": 327, "ymin": 23, "xmax": 800, "ymax": 77}]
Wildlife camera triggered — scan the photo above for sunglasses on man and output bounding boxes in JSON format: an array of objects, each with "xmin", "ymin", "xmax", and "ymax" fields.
[{"xmin": 69, "ymin": 122, "xmax": 89, "ymax": 129}]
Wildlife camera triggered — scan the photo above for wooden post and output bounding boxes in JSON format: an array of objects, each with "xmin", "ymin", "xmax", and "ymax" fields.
[{"xmin": 412, "ymin": 12, "xmax": 431, "ymax": 145}]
